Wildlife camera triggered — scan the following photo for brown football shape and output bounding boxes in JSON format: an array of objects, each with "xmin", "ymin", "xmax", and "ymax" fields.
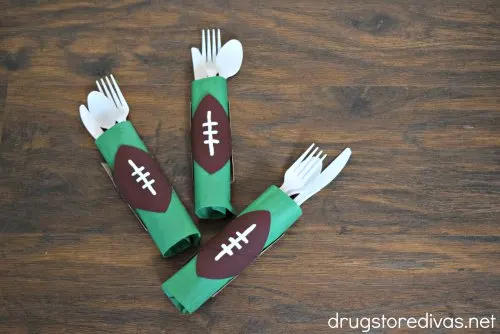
[
  {"xmin": 196, "ymin": 210, "xmax": 271, "ymax": 279},
  {"xmin": 113, "ymin": 145, "xmax": 173, "ymax": 213},
  {"xmin": 191, "ymin": 94, "xmax": 232, "ymax": 174}
]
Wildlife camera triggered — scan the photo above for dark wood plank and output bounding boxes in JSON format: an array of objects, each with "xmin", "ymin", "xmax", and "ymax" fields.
[
  {"xmin": 0, "ymin": 0, "xmax": 499, "ymax": 333},
  {"xmin": 0, "ymin": 0, "xmax": 499, "ymax": 86},
  {"xmin": 0, "ymin": 85, "xmax": 7, "ymax": 142}
]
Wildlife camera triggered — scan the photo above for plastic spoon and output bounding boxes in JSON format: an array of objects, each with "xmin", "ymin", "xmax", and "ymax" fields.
[
  {"xmin": 216, "ymin": 39, "xmax": 243, "ymax": 79},
  {"xmin": 87, "ymin": 91, "xmax": 120, "ymax": 129}
]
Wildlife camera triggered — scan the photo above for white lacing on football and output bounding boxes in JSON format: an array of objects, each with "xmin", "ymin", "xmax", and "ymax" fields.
[
  {"xmin": 128, "ymin": 159, "xmax": 157, "ymax": 196},
  {"xmin": 214, "ymin": 224, "xmax": 257, "ymax": 262},
  {"xmin": 202, "ymin": 110, "xmax": 220, "ymax": 157}
]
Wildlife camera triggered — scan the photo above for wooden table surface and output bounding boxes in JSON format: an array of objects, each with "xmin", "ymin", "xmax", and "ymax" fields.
[{"xmin": 1, "ymin": 1, "xmax": 499, "ymax": 333}]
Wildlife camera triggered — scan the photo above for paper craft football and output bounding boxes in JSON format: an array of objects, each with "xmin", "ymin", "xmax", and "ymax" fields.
[
  {"xmin": 114, "ymin": 145, "xmax": 173, "ymax": 213},
  {"xmin": 196, "ymin": 210, "xmax": 271, "ymax": 279},
  {"xmin": 191, "ymin": 94, "xmax": 232, "ymax": 174}
]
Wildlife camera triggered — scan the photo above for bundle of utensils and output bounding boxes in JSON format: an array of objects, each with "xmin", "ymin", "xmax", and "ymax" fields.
[
  {"xmin": 78, "ymin": 28, "xmax": 352, "ymax": 314},
  {"xmin": 161, "ymin": 142, "xmax": 351, "ymax": 314},
  {"xmin": 191, "ymin": 29, "xmax": 243, "ymax": 80},
  {"xmin": 79, "ymin": 74, "xmax": 129, "ymax": 139},
  {"xmin": 280, "ymin": 143, "xmax": 351, "ymax": 206}
]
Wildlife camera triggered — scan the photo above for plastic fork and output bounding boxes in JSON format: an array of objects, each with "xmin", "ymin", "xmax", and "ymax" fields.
[
  {"xmin": 294, "ymin": 147, "xmax": 352, "ymax": 206},
  {"xmin": 96, "ymin": 74, "xmax": 129, "ymax": 122},
  {"xmin": 201, "ymin": 29, "xmax": 220, "ymax": 77},
  {"xmin": 280, "ymin": 143, "xmax": 327, "ymax": 195},
  {"xmin": 285, "ymin": 156, "xmax": 323, "ymax": 196}
]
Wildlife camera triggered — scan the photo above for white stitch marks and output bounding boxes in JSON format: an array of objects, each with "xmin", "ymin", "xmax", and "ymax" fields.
[
  {"xmin": 202, "ymin": 110, "xmax": 220, "ymax": 157},
  {"xmin": 214, "ymin": 224, "xmax": 257, "ymax": 261},
  {"xmin": 128, "ymin": 159, "xmax": 157, "ymax": 195}
]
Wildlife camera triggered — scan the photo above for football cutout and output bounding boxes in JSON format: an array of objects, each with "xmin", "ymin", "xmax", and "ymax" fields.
[
  {"xmin": 113, "ymin": 145, "xmax": 173, "ymax": 213},
  {"xmin": 191, "ymin": 94, "xmax": 232, "ymax": 174},
  {"xmin": 196, "ymin": 210, "xmax": 271, "ymax": 279}
]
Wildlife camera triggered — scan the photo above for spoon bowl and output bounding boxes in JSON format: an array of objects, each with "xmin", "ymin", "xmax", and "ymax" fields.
[
  {"xmin": 216, "ymin": 39, "xmax": 243, "ymax": 79},
  {"xmin": 87, "ymin": 91, "xmax": 120, "ymax": 129}
]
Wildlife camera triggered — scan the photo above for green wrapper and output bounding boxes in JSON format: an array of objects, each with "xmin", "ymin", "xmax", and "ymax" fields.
[
  {"xmin": 191, "ymin": 76, "xmax": 235, "ymax": 219},
  {"xmin": 162, "ymin": 185, "xmax": 302, "ymax": 313},
  {"xmin": 95, "ymin": 121, "xmax": 201, "ymax": 257}
]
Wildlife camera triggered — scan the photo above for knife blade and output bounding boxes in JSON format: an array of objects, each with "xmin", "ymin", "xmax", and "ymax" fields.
[
  {"xmin": 79, "ymin": 104, "xmax": 103, "ymax": 140},
  {"xmin": 293, "ymin": 148, "xmax": 351, "ymax": 206},
  {"xmin": 191, "ymin": 47, "xmax": 207, "ymax": 80}
]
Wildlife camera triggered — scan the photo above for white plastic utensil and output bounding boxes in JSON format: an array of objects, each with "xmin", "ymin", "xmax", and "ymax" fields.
[
  {"xmin": 96, "ymin": 74, "xmax": 129, "ymax": 122},
  {"xmin": 79, "ymin": 104, "xmax": 103, "ymax": 140},
  {"xmin": 191, "ymin": 47, "xmax": 207, "ymax": 80},
  {"xmin": 294, "ymin": 148, "xmax": 352, "ymax": 206},
  {"xmin": 216, "ymin": 39, "xmax": 243, "ymax": 79},
  {"xmin": 87, "ymin": 91, "xmax": 120, "ymax": 129},
  {"xmin": 202, "ymin": 29, "xmax": 220, "ymax": 77},
  {"xmin": 280, "ymin": 143, "xmax": 326, "ymax": 195},
  {"xmin": 285, "ymin": 156, "xmax": 324, "ymax": 196}
]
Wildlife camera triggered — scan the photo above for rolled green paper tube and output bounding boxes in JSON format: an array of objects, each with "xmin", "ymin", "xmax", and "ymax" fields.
[
  {"xmin": 191, "ymin": 76, "xmax": 235, "ymax": 219},
  {"xmin": 162, "ymin": 185, "xmax": 302, "ymax": 313},
  {"xmin": 95, "ymin": 121, "xmax": 201, "ymax": 257}
]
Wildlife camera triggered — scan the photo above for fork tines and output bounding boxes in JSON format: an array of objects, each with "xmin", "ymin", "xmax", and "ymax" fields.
[
  {"xmin": 298, "ymin": 146, "xmax": 326, "ymax": 176},
  {"xmin": 291, "ymin": 143, "xmax": 327, "ymax": 173},
  {"xmin": 201, "ymin": 28, "xmax": 221, "ymax": 61},
  {"xmin": 96, "ymin": 75, "xmax": 124, "ymax": 108},
  {"xmin": 96, "ymin": 74, "xmax": 129, "ymax": 122}
]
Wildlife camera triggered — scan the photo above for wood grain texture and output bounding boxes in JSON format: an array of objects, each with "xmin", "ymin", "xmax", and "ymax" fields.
[
  {"xmin": 0, "ymin": 85, "xmax": 7, "ymax": 142},
  {"xmin": 0, "ymin": 0, "xmax": 499, "ymax": 333}
]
